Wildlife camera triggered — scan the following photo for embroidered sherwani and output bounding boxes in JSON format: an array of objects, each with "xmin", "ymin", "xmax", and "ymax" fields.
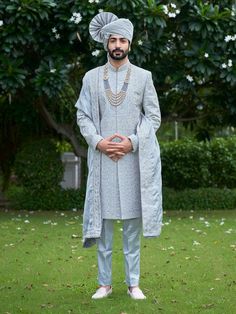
[{"xmin": 76, "ymin": 60, "xmax": 162, "ymax": 247}]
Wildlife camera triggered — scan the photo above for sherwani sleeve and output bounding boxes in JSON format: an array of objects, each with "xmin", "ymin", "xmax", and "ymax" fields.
[
  {"xmin": 128, "ymin": 71, "xmax": 161, "ymax": 152},
  {"xmin": 143, "ymin": 72, "xmax": 161, "ymax": 132},
  {"xmin": 75, "ymin": 74, "xmax": 103, "ymax": 150}
]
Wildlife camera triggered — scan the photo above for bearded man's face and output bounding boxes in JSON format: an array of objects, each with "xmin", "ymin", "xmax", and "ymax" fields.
[{"xmin": 107, "ymin": 34, "xmax": 130, "ymax": 60}]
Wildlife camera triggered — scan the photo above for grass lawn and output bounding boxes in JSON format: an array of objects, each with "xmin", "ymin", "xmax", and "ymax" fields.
[{"xmin": 0, "ymin": 209, "xmax": 235, "ymax": 314}]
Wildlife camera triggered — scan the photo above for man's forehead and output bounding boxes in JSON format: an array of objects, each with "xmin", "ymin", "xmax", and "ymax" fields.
[{"xmin": 109, "ymin": 34, "xmax": 127, "ymax": 40}]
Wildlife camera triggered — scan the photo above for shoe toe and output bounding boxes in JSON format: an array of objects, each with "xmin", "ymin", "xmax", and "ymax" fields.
[
  {"xmin": 128, "ymin": 287, "xmax": 146, "ymax": 300},
  {"xmin": 92, "ymin": 287, "xmax": 112, "ymax": 299}
]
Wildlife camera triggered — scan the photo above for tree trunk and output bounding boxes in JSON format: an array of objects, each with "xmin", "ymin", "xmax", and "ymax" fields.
[{"xmin": 35, "ymin": 97, "xmax": 87, "ymax": 158}]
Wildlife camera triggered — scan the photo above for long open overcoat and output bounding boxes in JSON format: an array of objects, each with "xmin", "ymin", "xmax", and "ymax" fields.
[{"xmin": 75, "ymin": 63, "xmax": 162, "ymax": 247}]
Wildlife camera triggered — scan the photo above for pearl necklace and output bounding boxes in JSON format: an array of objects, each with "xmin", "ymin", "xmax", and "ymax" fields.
[{"xmin": 103, "ymin": 63, "xmax": 131, "ymax": 106}]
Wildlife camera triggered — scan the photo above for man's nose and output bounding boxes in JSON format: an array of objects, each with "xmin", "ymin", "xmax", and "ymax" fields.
[{"xmin": 115, "ymin": 40, "xmax": 121, "ymax": 48}]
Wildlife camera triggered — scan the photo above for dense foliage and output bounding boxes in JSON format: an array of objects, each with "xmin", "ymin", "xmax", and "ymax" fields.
[
  {"xmin": 14, "ymin": 138, "xmax": 64, "ymax": 191},
  {"xmin": 163, "ymin": 187, "xmax": 236, "ymax": 210},
  {"xmin": 7, "ymin": 185, "xmax": 85, "ymax": 210},
  {"xmin": 0, "ymin": 0, "xmax": 236, "ymax": 190},
  {"xmin": 161, "ymin": 136, "xmax": 236, "ymax": 189},
  {"xmin": 0, "ymin": 0, "xmax": 235, "ymax": 139}
]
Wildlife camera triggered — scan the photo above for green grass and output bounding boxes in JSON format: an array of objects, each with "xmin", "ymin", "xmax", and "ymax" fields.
[{"xmin": 0, "ymin": 209, "xmax": 236, "ymax": 314}]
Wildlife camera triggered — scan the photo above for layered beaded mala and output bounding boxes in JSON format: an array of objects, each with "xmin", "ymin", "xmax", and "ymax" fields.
[{"xmin": 103, "ymin": 63, "xmax": 131, "ymax": 106}]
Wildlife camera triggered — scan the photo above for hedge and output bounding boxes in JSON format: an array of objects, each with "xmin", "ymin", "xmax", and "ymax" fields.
[
  {"xmin": 7, "ymin": 186, "xmax": 236, "ymax": 211},
  {"xmin": 14, "ymin": 138, "xmax": 64, "ymax": 191},
  {"xmin": 163, "ymin": 187, "xmax": 236, "ymax": 211},
  {"xmin": 6, "ymin": 186, "xmax": 85, "ymax": 211},
  {"xmin": 161, "ymin": 137, "xmax": 236, "ymax": 190}
]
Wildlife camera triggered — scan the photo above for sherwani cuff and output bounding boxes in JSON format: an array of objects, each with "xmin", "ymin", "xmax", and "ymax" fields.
[
  {"xmin": 128, "ymin": 134, "xmax": 139, "ymax": 152},
  {"xmin": 91, "ymin": 135, "xmax": 104, "ymax": 151}
]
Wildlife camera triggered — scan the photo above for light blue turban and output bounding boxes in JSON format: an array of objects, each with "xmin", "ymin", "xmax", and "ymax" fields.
[{"xmin": 89, "ymin": 12, "xmax": 134, "ymax": 50}]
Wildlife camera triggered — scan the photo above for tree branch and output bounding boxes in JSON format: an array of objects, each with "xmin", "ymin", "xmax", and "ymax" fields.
[{"xmin": 35, "ymin": 97, "xmax": 87, "ymax": 158}]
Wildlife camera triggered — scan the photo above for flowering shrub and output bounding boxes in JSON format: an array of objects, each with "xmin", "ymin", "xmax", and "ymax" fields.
[{"xmin": 0, "ymin": 0, "xmax": 235, "ymax": 158}]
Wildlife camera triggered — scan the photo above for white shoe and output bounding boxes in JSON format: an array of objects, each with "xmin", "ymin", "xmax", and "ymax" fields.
[
  {"xmin": 127, "ymin": 287, "xmax": 146, "ymax": 300},
  {"xmin": 92, "ymin": 286, "xmax": 112, "ymax": 299}
]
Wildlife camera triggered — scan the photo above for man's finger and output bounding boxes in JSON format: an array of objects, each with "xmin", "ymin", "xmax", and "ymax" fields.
[
  {"xmin": 107, "ymin": 143, "xmax": 125, "ymax": 149},
  {"xmin": 113, "ymin": 133, "xmax": 126, "ymax": 140},
  {"xmin": 106, "ymin": 147, "xmax": 124, "ymax": 153},
  {"xmin": 106, "ymin": 134, "xmax": 120, "ymax": 141},
  {"xmin": 108, "ymin": 152, "xmax": 125, "ymax": 158}
]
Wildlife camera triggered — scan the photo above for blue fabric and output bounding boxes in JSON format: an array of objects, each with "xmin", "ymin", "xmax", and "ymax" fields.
[
  {"xmin": 97, "ymin": 218, "xmax": 142, "ymax": 286},
  {"xmin": 75, "ymin": 63, "xmax": 163, "ymax": 247}
]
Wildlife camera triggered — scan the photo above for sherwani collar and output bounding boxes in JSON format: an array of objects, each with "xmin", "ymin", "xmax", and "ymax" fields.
[{"xmin": 107, "ymin": 60, "xmax": 130, "ymax": 72}]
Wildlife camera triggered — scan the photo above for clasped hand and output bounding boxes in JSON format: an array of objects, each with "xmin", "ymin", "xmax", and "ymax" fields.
[{"xmin": 97, "ymin": 133, "xmax": 133, "ymax": 161}]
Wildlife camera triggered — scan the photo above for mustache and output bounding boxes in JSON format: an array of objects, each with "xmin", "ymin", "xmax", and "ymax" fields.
[{"xmin": 112, "ymin": 48, "xmax": 124, "ymax": 53}]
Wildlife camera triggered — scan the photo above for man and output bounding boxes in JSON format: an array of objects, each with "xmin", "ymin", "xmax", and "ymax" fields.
[{"xmin": 75, "ymin": 12, "xmax": 162, "ymax": 300}]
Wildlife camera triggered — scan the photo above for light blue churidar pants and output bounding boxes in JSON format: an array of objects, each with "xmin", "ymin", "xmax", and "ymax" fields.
[{"xmin": 96, "ymin": 218, "xmax": 142, "ymax": 287}]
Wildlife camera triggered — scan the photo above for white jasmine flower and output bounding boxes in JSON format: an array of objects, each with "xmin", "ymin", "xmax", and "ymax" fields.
[
  {"xmin": 98, "ymin": 9, "xmax": 104, "ymax": 13},
  {"xmin": 0, "ymin": 20, "xmax": 3, "ymax": 26},
  {"xmin": 24, "ymin": 220, "xmax": 30, "ymax": 223},
  {"xmin": 168, "ymin": 12, "xmax": 176, "ymax": 18},
  {"xmin": 225, "ymin": 229, "xmax": 233, "ymax": 234},
  {"xmin": 172, "ymin": 33, "xmax": 176, "ymax": 38},
  {"xmin": 52, "ymin": 27, "xmax": 57, "ymax": 33},
  {"xmin": 186, "ymin": 75, "xmax": 193, "ymax": 82},
  {"xmin": 176, "ymin": 9, "xmax": 180, "ymax": 14},
  {"xmin": 138, "ymin": 40, "xmax": 143, "ymax": 46},
  {"xmin": 16, "ymin": 227, "xmax": 21, "ymax": 230},
  {"xmin": 184, "ymin": 41, "xmax": 187, "ymax": 46},
  {"xmin": 170, "ymin": 3, "xmax": 177, "ymax": 9},
  {"xmin": 204, "ymin": 53, "xmax": 209, "ymax": 58},
  {"xmin": 89, "ymin": 0, "xmax": 94, "ymax": 3},
  {"xmin": 74, "ymin": 17, "xmax": 82, "ymax": 24},
  {"xmin": 92, "ymin": 49, "xmax": 100, "ymax": 57},
  {"xmin": 55, "ymin": 33, "xmax": 60, "ymax": 39},
  {"xmin": 199, "ymin": 217, "xmax": 205, "ymax": 221},
  {"xmin": 193, "ymin": 240, "xmax": 200, "ymax": 246},
  {"xmin": 163, "ymin": 5, "xmax": 168, "ymax": 14},
  {"xmin": 224, "ymin": 35, "xmax": 232, "ymax": 42},
  {"xmin": 221, "ymin": 63, "xmax": 227, "ymax": 69},
  {"xmin": 189, "ymin": 216, "xmax": 193, "ymax": 219},
  {"xmin": 95, "ymin": 0, "xmax": 99, "ymax": 3},
  {"xmin": 228, "ymin": 59, "xmax": 233, "ymax": 67},
  {"xmin": 50, "ymin": 68, "xmax": 56, "ymax": 73},
  {"xmin": 220, "ymin": 221, "xmax": 224, "ymax": 226},
  {"xmin": 61, "ymin": 212, "xmax": 65, "ymax": 216},
  {"xmin": 70, "ymin": 12, "xmax": 82, "ymax": 24},
  {"xmin": 119, "ymin": 228, "xmax": 123, "ymax": 231}
]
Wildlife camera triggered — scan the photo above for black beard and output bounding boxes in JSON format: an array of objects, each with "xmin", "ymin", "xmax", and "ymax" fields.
[{"xmin": 108, "ymin": 48, "xmax": 129, "ymax": 60}]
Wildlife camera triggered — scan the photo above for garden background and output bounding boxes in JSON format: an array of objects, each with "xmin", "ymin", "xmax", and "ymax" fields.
[{"xmin": 0, "ymin": 0, "xmax": 236, "ymax": 313}]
